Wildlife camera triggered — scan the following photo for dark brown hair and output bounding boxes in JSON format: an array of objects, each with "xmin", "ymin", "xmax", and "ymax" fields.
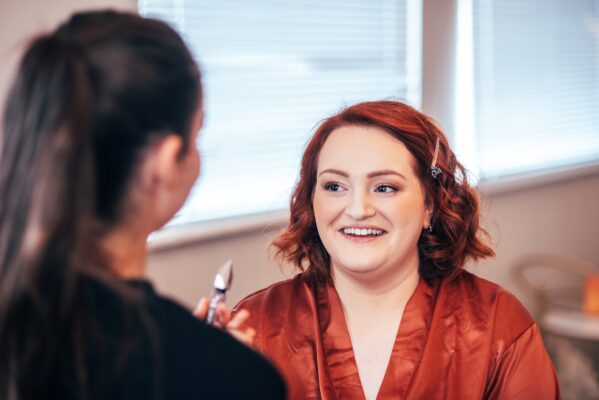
[
  {"xmin": 0, "ymin": 11, "xmax": 200, "ymax": 399},
  {"xmin": 273, "ymin": 100, "xmax": 494, "ymax": 283}
]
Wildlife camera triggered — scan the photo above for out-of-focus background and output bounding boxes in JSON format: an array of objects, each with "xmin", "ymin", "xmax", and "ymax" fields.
[{"xmin": 1, "ymin": 0, "xmax": 598, "ymax": 397}]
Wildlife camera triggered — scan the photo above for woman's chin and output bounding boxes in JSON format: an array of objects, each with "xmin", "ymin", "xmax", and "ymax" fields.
[{"xmin": 331, "ymin": 259, "xmax": 387, "ymax": 278}]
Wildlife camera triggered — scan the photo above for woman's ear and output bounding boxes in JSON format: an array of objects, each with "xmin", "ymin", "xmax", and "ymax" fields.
[
  {"xmin": 423, "ymin": 193, "xmax": 434, "ymax": 230},
  {"xmin": 424, "ymin": 208, "xmax": 433, "ymax": 230},
  {"xmin": 138, "ymin": 134, "xmax": 185, "ymax": 192}
]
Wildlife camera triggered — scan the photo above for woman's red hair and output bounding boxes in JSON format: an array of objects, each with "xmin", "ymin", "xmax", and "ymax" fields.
[{"xmin": 273, "ymin": 100, "xmax": 494, "ymax": 283}]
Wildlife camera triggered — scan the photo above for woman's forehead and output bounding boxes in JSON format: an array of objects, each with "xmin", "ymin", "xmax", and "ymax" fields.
[{"xmin": 316, "ymin": 125, "xmax": 419, "ymax": 177}]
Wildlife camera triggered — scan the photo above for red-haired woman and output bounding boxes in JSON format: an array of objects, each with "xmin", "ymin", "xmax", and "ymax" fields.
[{"xmin": 235, "ymin": 100, "xmax": 559, "ymax": 399}]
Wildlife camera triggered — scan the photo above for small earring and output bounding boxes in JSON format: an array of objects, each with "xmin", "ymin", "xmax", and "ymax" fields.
[{"xmin": 427, "ymin": 217, "xmax": 433, "ymax": 233}]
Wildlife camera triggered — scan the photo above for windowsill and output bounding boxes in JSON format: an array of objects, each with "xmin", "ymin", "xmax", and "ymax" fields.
[
  {"xmin": 148, "ymin": 209, "xmax": 289, "ymax": 252},
  {"xmin": 149, "ymin": 160, "xmax": 599, "ymax": 252},
  {"xmin": 477, "ymin": 160, "xmax": 599, "ymax": 196}
]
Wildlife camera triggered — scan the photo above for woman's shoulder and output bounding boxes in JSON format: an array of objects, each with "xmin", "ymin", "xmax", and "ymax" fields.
[
  {"xmin": 157, "ymin": 297, "xmax": 287, "ymax": 398},
  {"xmin": 449, "ymin": 271, "xmax": 532, "ymax": 315},
  {"xmin": 87, "ymin": 277, "xmax": 286, "ymax": 399},
  {"xmin": 442, "ymin": 271, "xmax": 535, "ymax": 347}
]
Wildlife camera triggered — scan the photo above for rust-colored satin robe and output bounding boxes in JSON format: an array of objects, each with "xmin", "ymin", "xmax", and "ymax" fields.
[{"xmin": 235, "ymin": 271, "xmax": 560, "ymax": 399}]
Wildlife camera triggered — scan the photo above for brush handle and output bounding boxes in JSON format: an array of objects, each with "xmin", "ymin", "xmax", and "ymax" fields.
[{"xmin": 205, "ymin": 290, "xmax": 225, "ymax": 325}]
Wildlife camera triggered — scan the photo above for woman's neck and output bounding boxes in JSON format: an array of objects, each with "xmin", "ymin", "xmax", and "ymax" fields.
[
  {"xmin": 100, "ymin": 225, "xmax": 149, "ymax": 279},
  {"xmin": 331, "ymin": 261, "xmax": 420, "ymax": 312}
]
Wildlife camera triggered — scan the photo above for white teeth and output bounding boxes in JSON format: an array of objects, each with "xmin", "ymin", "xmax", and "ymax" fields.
[{"xmin": 343, "ymin": 228, "xmax": 384, "ymax": 236}]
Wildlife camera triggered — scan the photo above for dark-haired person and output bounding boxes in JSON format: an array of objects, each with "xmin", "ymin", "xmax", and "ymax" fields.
[
  {"xmin": 0, "ymin": 10, "xmax": 285, "ymax": 400},
  {"xmin": 235, "ymin": 100, "xmax": 559, "ymax": 399}
]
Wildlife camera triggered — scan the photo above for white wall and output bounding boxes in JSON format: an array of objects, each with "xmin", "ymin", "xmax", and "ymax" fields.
[
  {"xmin": 474, "ymin": 171, "xmax": 599, "ymax": 312},
  {"xmin": 421, "ymin": 0, "xmax": 456, "ymax": 136},
  {"xmin": 148, "ymin": 224, "xmax": 293, "ymax": 308}
]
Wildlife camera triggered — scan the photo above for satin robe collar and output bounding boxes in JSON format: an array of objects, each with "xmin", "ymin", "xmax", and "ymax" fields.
[{"xmin": 314, "ymin": 276, "xmax": 436, "ymax": 399}]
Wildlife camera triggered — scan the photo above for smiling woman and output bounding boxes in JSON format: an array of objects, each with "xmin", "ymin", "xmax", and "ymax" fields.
[{"xmin": 234, "ymin": 100, "xmax": 560, "ymax": 400}]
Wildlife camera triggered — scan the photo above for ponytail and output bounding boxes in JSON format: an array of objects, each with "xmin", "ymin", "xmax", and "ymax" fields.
[
  {"xmin": 0, "ymin": 11, "xmax": 201, "ymax": 399},
  {"xmin": 0, "ymin": 33, "xmax": 100, "ymax": 399}
]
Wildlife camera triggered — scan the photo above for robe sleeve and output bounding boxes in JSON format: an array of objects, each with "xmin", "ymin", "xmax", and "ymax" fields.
[{"xmin": 485, "ymin": 323, "xmax": 560, "ymax": 399}]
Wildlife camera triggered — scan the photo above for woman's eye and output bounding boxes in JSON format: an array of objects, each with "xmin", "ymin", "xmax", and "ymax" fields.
[
  {"xmin": 375, "ymin": 184, "xmax": 397, "ymax": 193},
  {"xmin": 324, "ymin": 183, "xmax": 341, "ymax": 192}
]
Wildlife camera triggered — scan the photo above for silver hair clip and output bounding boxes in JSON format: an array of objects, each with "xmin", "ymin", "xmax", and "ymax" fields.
[{"xmin": 431, "ymin": 136, "xmax": 442, "ymax": 179}]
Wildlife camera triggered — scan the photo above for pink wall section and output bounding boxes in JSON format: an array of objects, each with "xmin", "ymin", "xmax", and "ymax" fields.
[{"xmin": 0, "ymin": 0, "xmax": 136, "ymax": 114}]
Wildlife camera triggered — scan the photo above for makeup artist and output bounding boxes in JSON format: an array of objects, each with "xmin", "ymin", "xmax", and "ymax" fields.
[{"xmin": 0, "ymin": 10, "xmax": 285, "ymax": 399}]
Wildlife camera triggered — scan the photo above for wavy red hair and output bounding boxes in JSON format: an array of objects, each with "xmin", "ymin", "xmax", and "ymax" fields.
[{"xmin": 273, "ymin": 100, "xmax": 494, "ymax": 283}]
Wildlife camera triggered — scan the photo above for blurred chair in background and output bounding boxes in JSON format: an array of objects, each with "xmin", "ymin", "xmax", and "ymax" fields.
[{"xmin": 512, "ymin": 254, "xmax": 599, "ymax": 400}]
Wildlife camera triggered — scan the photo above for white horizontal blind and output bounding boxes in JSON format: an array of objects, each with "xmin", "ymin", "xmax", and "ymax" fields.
[
  {"xmin": 472, "ymin": 0, "xmax": 599, "ymax": 179},
  {"xmin": 139, "ymin": 0, "xmax": 422, "ymax": 224}
]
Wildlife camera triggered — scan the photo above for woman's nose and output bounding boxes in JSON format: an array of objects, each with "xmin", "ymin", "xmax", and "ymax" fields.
[{"xmin": 344, "ymin": 190, "xmax": 375, "ymax": 220}]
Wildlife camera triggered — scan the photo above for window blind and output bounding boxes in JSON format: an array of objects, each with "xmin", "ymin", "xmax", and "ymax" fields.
[
  {"xmin": 471, "ymin": 0, "xmax": 599, "ymax": 179},
  {"xmin": 139, "ymin": 0, "xmax": 422, "ymax": 225}
]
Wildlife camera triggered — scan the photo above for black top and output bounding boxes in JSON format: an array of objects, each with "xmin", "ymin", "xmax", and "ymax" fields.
[{"xmin": 49, "ymin": 277, "xmax": 286, "ymax": 399}]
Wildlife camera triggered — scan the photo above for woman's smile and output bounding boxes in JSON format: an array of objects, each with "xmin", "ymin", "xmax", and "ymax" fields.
[{"xmin": 339, "ymin": 225, "xmax": 387, "ymax": 242}]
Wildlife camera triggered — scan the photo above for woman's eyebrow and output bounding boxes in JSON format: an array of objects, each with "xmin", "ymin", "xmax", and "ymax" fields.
[
  {"xmin": 318, "ymin": 168, "xmax": 348, "ymax": 177},
  {"xmin": 367, "ymin": 169, "xmax": 406, "ymax": 180},
  {"xmin": 318, "ymin": 168, "xmax": 407, "ymax": 180}
]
